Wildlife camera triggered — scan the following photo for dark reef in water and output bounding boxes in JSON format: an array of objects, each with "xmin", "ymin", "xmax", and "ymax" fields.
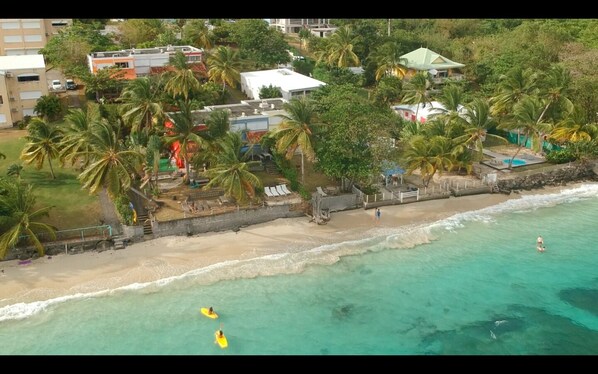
[{"xmin": 559, "ymin": 288, "xmax": 598, "ymax": 316}]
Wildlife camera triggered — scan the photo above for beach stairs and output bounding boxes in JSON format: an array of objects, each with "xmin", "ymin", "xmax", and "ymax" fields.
[
  {"xmin": 112, "ymin": 235, "xmax": 127, "ymax": 250},
  {"xmin": 136, "ymin": 213, "xmax": 153, "ymax": 236},
  {"xmin": 264, "ymin": 160, "xmax": 279, "ymax": 175}
]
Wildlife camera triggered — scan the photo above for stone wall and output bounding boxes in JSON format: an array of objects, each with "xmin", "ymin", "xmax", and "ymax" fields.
[
  {"xmin": 496, "ymin": 161, "xmax": 597, "ymax": 193},
  {"xmin": 150, "ymin": 204, "xmax": 305, "ymax": 238}
]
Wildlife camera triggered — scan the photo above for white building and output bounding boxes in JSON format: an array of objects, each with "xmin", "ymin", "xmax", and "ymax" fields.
[
  {"xmin": 392, "ymin": 101, "xmax": 465, "ymax": 123},
  {"xmin": 240, "ymin": 68, "xmax": 325, "ymax": 101},
  {"xmin": 0, "ymin": 54, "xmax": 48, "ymax": 128},
  {"xmin": 269, "ymin": 19, "xmax": 331, "ymax": 34}
]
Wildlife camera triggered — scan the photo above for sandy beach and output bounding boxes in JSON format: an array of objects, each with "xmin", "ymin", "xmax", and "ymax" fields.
[{"xmin": 0, "ymin": 187, "xmax": 568, "ymax": 307}]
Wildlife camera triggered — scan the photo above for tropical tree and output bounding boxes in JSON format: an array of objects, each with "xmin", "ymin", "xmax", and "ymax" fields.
[
  {"xmin": 429, "ymin": 84, "xmax": 466, "ymax": 129},
  {"xmin": 270, "ymin": 97, "xmax": 320, "ymax": 183},
  {"xmin": 259, "ymin": 84, "xmax": 282, "ymax": 99},
  {"xmin": 7, "ymin": 164, "xmax": 23, "ymax": 178},
  {"xmin": 120, "ymin": 76, "xmax": 165, "ymax": 135},
  {"xmin": 371, "ymin": 41, "xmax": 409, "ymax": 81},
  {"xmin": 34, "ymin": 95, "xmax": 63, "ymax": 122},
  {"xmin": 298, "ymin": 28, "xmax": 311, "ymax": 53},
  {"xmin": 490, "ymin": 67, "xmax": 539, "ymax": 118},
  {"xmin": 162, "ymin": 101, "xmax": 209, "ymax": 180},
  {"xmin": 452, "ymin": 98, "xmax": 507, "ymax": 160},
  {"xmin": 204, "ymin": 132, "xmax": 262, "ymax": 204},
  {"xmin": 77, "ymin": 121, "xmax": 144, "ymax": 198},
  {"xmin": 81, "ymin": 67, "xmax": 126, "ymax": 102},
  {"xmin": 536, "ymin": 64, "xmax": 574, "ymax": 123},
  {"xmin": 549, "ymin": 106, "xmax": 598, "ymax": 144},
  {"xmin": 58, "ymin": 104, "xmax": 103, "ymax": 169},
  {"xmin": 402, "ymin": 135, "xmax": 454, "ymax": 187},
  {"xmin": 0, "ymin": 177, "xmax": 56, "ymax": 259},
  {"xmin": 498, "ymin": 96, "xmax": 552, "ymax": 168},
  {"xmin": 401, "ymin": 72, "xmax": 432, "ymax": 120},
  {"xmin": 164, "ymin": 51, "xmax": 203, "ymax": 101},
  {"xmin": 207, "ymin": 45, "xmax": 242, "ymax": 93},
  {"xmin": 183, "ymin": 19, "xmax": 213, "ymax": 50},
  {"xmin": 20, "ymin": 118, "xmax": 63, "ymax": 179},
  {"xmin": 318, "ymin": 25, "xmax": 360, "ymax": 68}
]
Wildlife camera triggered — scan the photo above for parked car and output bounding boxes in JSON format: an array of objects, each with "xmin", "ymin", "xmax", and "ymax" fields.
[
  {"xmin": 50, "ymin": 80, "xmax": 62, "ymax": 90},
  {"xmin": 65, "ymin": 79, "xmax": 77, "ymax": 90}
]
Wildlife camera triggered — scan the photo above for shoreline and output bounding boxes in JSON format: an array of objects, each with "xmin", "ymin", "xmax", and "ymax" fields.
[{"xmin": 0, "ymin": 184, "xmax": 587, "ymax": 308}]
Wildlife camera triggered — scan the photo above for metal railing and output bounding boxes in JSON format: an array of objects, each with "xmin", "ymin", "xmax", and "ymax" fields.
[{"xmin": 19, "ymin": 225, "xmax": 113, "ymax": 243}]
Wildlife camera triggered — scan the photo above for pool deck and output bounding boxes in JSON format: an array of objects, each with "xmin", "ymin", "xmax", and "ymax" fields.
[{"xmin": 481, "ymin": 149, "xmax": 546, "ymax": 171}]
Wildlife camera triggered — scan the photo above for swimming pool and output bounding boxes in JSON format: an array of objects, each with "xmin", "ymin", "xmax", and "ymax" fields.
[{"xmin": 503, "ymin": 158, "xmax": 527, "ymax": 166}]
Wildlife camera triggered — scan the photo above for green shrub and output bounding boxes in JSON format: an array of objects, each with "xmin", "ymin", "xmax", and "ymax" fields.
[
  {"xmin": 114, "ymin": 194, "xmax": 134, "ymax": 225},
  {"xmin": 546, "ymin": 149, "xmax": 575, "ymax": 164}
]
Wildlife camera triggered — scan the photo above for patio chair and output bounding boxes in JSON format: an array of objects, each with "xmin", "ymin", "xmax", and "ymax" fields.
[{"xmin": 264, "ymin": 186, "xmax": 275, "ymax": 198}]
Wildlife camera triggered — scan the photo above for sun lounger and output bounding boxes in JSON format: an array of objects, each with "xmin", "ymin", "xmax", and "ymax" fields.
[
  {"xmin": 276, "ymin": 185, "xmax": 288, "ymax": 196},
  {"xmin": 270, "ymin": 186, "xmax": 280, "ymax": 197},
  {"xmin": 264, "ymin": 187, "xmax": 275, "ymax": 198},
  {"xmin": 316, "ymin": 186, "xmax": 328, "ymax": 197},
  {"xmin": 281, "ymin": 184, "xmax": 292, "ymax": 195}
]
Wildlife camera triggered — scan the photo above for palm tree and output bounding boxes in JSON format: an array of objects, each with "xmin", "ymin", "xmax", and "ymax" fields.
[
  {"xmin": 429, "ymin": 84, "xmax": 466, "ymax": 129},
  {"xmin": 319, "ymin": 25, "xmax": 360, "ymax": 68},
  {"xmin": 298, "ymin": 28, "xmax": 311, "ymax": 53},
  {"xmin": 403, "ymin": 135, "xmax": 454, "ymax": 187},
  {"xmin": 164, "ymin": 51, "xmax": 202, "ymax": 101},
  {"xmin": 498, "ymin": 96, "xmax": 552, "ymax": 168},
  {"xmin": 491, "ymin": 67, "xmax": 539, "ymax": 117},
  {"xmin": 59, "ymin": 104, "xmax": 103, "ymax": 169},
  {"xmin": 207, "ymin": 46, "xmax": 242, "ymax": 93},
  {"xmin": 402, "ymin": 72, "xmax": 432, "ymax": 120},
  {"xmin": 270, "ymin": 97, "xmax": 320, "ymax": 184},
  {"xmin": 77, "ymin": 121, "xmax": 144, "ymax": 198},
  {"xmin": 371, "ymin": 41, "xmax": 408, "ymax": 81},
  {"xmin": 452, "ymin": 98, "xmax": 507, "ymax": 161},
  {"xmin": 120, "ymin": 76, "xmax": 165, "ymax": 135},
  {"xmin": 20, "ymin": 118, "xmax": 63, "ymax": 179},
  {"xmin": 182, "ymin": 19, "xmax": 213, "ymax": 50},
  {"xmin": 204, "ymin": 132, "xmax": 262, "ymax": 204},
  {"xmin": 162, "ymin": 101, "xmax": 209, "ymax": 180},
  {"xmin": 0, "ymin": 177, "xmax": 56, "ymax": 259},
  {"xmin": 537, "ymin": 65, "xmax": 574, "ymax": 124},
  {"xmin": 549, "ymin": 106, "xmax": 598, "ymax": 144}
]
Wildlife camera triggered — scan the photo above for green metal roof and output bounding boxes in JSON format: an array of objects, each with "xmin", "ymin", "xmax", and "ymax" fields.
[{"xmin": 400, "ymin": 47, "xmax": 465, "ymax": 71}]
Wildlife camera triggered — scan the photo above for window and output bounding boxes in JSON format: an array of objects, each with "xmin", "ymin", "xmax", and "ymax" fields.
[
  {"xmin": 1, "ymin": 22, "xmax": 19, "ymax": 30},
  {"xmin": 187, "ymin": 55, "xmax": 201, "ymax": 62},
  {"xmin": 51, "ymin": 21, "xmax": 69, "ymax": 27},
  {"xmin": 19, "ymin": 91, "xmax": 42, "ymax": 100},
  {"xmin": 3, "ymin": 35, "xmax": 23, "ymax": 43},
  {"xmin": 17, "ymin": 74, "xmax": 40, "ymax": 82},
  {"xmin": 22, "ymin": 21, "xmax": 41, "ymax": 29},
  {"xmin": 0, "ymin": 95, "xmax": 3, "ymax": 104},
  {"xmin": 24, "ymin": 35, "xmax": 42, "ymax": 42},
  {"xmin": 115, "ymin": 62, "xmax": 129, "ymax": 68}
]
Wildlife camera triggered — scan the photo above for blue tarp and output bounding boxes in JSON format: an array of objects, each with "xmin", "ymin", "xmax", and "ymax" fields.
[{"xmin": 381, "ymin": 161, "xmax": 405, "ymax": 177}]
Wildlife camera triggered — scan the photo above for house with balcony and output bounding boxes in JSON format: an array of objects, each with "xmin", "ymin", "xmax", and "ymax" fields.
[
  {"xmin": 87, "ymin": 45, "xmax": 203, "ymax": 80},
  {"xmin": 269, "ymin": 19, "xmax": 333, "ymax": 34},
  {"xmin": 164, "ymin": 98, "xmax": 288, "ymax": 168},
  {"xmin": 400, "ymin": 47, "xmax": 465, "ymax": 84},
  {"xmin": 0, "ymin": 54, "xmax": 48, "ymax": 128}
]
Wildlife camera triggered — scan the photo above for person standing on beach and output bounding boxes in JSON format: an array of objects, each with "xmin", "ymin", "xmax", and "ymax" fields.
[{"xmin": 375, "ymin": 208, "xmax": 381, "ymax": 223}]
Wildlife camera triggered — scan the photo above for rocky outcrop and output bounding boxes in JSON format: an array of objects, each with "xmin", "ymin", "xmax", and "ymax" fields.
[{"xmin": 496, "ymin": 161, "xmax": 598, "ymax": 193}]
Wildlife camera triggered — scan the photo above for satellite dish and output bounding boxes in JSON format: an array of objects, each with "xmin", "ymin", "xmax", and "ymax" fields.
[{"xmin": 428, "ymin": 69, "xmax": 438, "ymax": 75}]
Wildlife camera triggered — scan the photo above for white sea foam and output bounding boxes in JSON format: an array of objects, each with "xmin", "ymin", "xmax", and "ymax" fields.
[{"xmin": 2, "ymin": 183, "xmax": 597, "ymax": 322}]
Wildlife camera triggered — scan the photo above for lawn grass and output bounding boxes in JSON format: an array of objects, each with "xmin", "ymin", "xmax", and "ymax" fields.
[{"xmin": 0, "ymin": 128, "xmax": 102, "ymax": 230}]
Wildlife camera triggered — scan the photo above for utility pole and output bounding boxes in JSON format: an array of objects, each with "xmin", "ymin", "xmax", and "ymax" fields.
[{"xmin": 387, "ymin": 19, "xmax": 391, "ymax": 37}]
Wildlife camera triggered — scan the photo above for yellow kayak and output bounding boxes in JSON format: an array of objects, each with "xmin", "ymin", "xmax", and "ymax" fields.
[
  {"xmin": 215, "ymin": 331, "xmax": 228, "ymax": 348},
  {"xmin": 200, "ymin": 307, "xmax": 218, "ymax": 319}
]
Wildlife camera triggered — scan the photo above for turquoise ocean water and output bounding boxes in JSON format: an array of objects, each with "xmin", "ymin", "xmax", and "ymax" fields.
[{"xmin": 1, "ymin": 184, "xmax": 598, "ymax": 355}]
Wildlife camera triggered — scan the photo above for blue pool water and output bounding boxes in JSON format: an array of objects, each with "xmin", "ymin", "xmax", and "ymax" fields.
[
  {"xmin": 503, "ymin": 158, "xmax": 527, "ymax": 166},
  {"xmin": 1, "ymin": 184, "xmax": 598, "ymax": 354}
]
